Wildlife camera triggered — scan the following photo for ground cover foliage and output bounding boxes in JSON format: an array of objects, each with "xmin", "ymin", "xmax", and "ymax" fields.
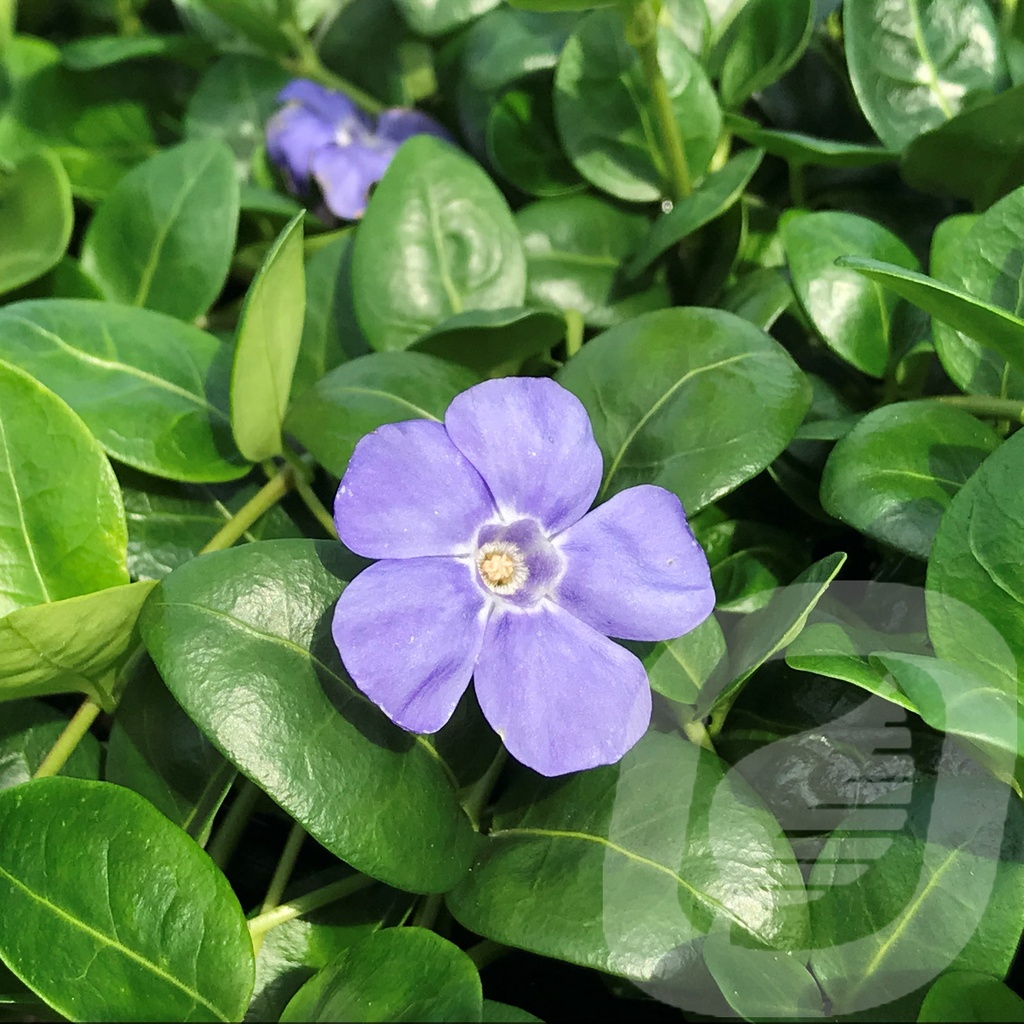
[{"xmin": 2, "ymin": 0, "xmax": 1024, "ymax": 1020}]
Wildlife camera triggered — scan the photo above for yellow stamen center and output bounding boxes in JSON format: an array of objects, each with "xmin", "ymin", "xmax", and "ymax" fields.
[
  {"xmin": 476, "ymin": 541, "xmax": 529, "ymax": 595},
  {"xmin": 480, "ymin": 551, "xmax": 516, "ymax": 586}
]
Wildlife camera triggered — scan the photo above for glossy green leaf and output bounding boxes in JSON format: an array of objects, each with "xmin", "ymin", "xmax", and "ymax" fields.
[
  {"xmin": 710, "ymin": 0, "xmax": 813, "ymax": 109},
  {"xmin": 285, "ymin": 352, "xmax": 477, "ymax": 478},
  {"xmin": 0, "ymin": 150, "xmax": 73, "ymax": 295},
  {"xmin": 821, "ymin": 401, "xmax": 1000, "ymax": 559},
  {"xmin": 447, "ymin": 731, "xmax": 808, "ymax": 981},
  {"xmin": 554, "ymin": 8, "xmax": 721, "ymax": 201},
  {"xmin": 249, "ymin": 884, "xmax": 415, "ymax": 1022},
  {"xmin": 836, "ymin": 256, "xmax": 1024, "ymax": 379},
  {"xmin": 810, "ymin": 776, "xmax": 1024, "ymax": 1015},
  {"xmin": 486, "ymin": 83, "xmax": 584, "ymax": 199},
  {"xmin": 627, "ymin": 149, "xmax": 763, "ymax": 276},
  {"xmin": 844, "ymin": 0, "xmax": 1006, "ymax": 151},
  {"xmin": 352, "ymin": 136, "xmax": 526, "ymax": 352},
  {"xmin": 517, "ymin": 194, "xmax": 670, "ymax": 326},
  {"xmin": 719, "ymin": 267, "xmax": 793, "ymax": 330},
  {"xmin": 396, "ymin": 0, "xmax": 499, "ymax": 36},
  {"xmin": 0, "ymin": 299, "xmax": 249, "ymax": 483},
  {"xmin": 782, "ymin": 212, "xmax": 920, "ymax": 377},
  {"xmin": 0, "ymin": 359, "xmax": 127, "ymax": 618},
  {"xmin": 901, "ymin": 83, "xmax": 1024, "ymax": 209},
  {"xmin": 557, "ymin": 308, "xmax": 811, "ymax": 513},
  {"xmin": 123, "ymin": 472, "xmax": 300, "ymax": 581},
  {"xmin": 80, "ymin": 139, "xmax": 239, "ymax": 321},
  {"xmin": 141, "ymin": 539, "xmax": 476, "ymax": 893},
  {"xmin": 411, "ymin": 308, "xmax": 564, "ymax": 376},
  {"xmin": 726, "ymin": 113, "xmax": 898, "ymax": 169},
  {"xmin": 0, "ymin": 701, "xmax": 101, "ymax": 790},
  {"xmin": 184, "ymin": 54, "xmax": 290, "ymax": 181},
  {"xmin": 918, "ymin": 971, "xmax": 1024, "ymax": 1022},
  {"xmin": 0, "ymin": 777, "xmax": 254, "ymax": 1022},
  {"xmin": 0, "ymin": 581, "xmax": 155, "ymax": 708},
  {"xmin": 280, "ymin": 928, "xmax": 482, "ymax": 1022},
  {"xmin": 230, "ymin": 213, "xmax": 305, "ymax": 462},
  {"xmin": 927, "ymin": 429, "xmax": 1024, "ymax": 687},
  {"xmin": 633, "ymin": 614, "xmax": 726, "ymax": 705}
]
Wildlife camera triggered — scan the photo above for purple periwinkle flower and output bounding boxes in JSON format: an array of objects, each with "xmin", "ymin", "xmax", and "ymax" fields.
[
  {"xmin": 332, "ymin": 378, "xmax": 715, "ymax": 777},
  {"xmin": 265, "ymin": 79, "xmax": 451, "ymax": 221}
]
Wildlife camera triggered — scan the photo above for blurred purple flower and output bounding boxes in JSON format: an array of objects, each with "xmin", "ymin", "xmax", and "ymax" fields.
[
  {"xmin": 266, "ymin": 79, "xmax": 451, "ymax": 221},
  {"xmin": 332, "ymin": 377, "xmax": 715, "ymax": 777}
]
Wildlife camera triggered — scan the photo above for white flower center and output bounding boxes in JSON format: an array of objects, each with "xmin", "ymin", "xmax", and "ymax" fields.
[{"xmin": 476, "ymin": 541, "xmax": 529, "ymax": 595}]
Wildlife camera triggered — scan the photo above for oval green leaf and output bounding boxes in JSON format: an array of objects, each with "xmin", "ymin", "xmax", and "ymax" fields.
[
  {"xmin": 231, "ymin": 212, "xmax": 305, "ymax": 462},
  {"xmin": 821, "ymin": 401, "xmax": 1000, "ymax": 560},
  {"xmin": 0, "ymin": 359, "xmax": 127, "ymax": 618},
  {"xmin": 0, "ymin": 299, "xmax": 249, "ymax": 482},
  {"xmin": 918, "ymin": 971, "xmax": 1024, "ymax": 1023},
  {"xmin": 80, "ymin": 139, "xmax": 240, "ymax": 320},
  {"xmin": 280, "ymin": 928, "xmax": 482, "ymax": 1022},
  {"xmin": 556, "ymin": 307, "xmax": 811, "ymax": 513},
  {"xmin": 395, "ymin": 0, "xmax": 500, "ymax": 37},
  {"xmin": 0, "ymin": 777, "xmax": 254, "ymax": 1022},
  {"xmin": 0, "ymin": 150, "xmax": 73, "ymax": 295},
  {"xmin": 352, "ymin": 136, "xmax": 526, "ymax": 352},
  {"xmin": 140, "ymin": 539, "xmax": 477, "ymax": 893}
]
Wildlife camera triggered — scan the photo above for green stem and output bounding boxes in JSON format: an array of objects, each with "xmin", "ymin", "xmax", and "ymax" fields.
[
  {"xmin": 113, "ymin": 0, "xmax": 143, "ymax": 36},
  {"xmin": 208, "ymin": 778, "xmax": 262, "ymax": 870},
  {"xmin": 182, "ymin": 760, "xmax": 238, "ymax": 847},
  {"xmin": 564, "ymin": 309, "xmax": 584, "ymax": 359},
  {"xmin": 201, "ymin": 465, "xmax": 298, "ymax": 554},
  {"xmin": 932, "ymin": 394, "xmax": 1024, "ymax": 424},
  {"xmin": 411, "ymin": 893, "xmax": 443, "ymax": 930},
  {"xmin": 0, "ymin": 0, "xmax": 15, "ymax": 62},
  {"xmin": 626, "ymin": 0, "xmax": 692, "ymax": 199},
  {"xmin": 789, "ymin": 161, "xmax": 807, "ymax": 209},
  {"xmin": 467, "ymin": 939, "xmax": 510, "ymax": 970},
  {"xmin": 247, "ymin": 874, "xmax": 376, "ymax": 941},
  {"xmin": 281, "ymin": 450, "xmax": 338, "ymax": 538},
  {"xmin": 260, "ymin": 822, "xmax": 306, "ymax": 914},
  {"xmin": 284, "ymin": 30, "xmax": 385, "ymax": 115},
  {"xmin": 32, "ymin": 698, "xmax": 103, "ymax": 779},
  {"xmin": 462, "ymin": 748, "xmax": 508, "ymax": 831}
]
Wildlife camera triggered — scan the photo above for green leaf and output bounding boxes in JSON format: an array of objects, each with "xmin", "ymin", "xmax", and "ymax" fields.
[
  {"xmin": 0, "ymin": 777, "xmax": 254, "ymax": 1022},
  {"xmin": 0, "ymin": 299, "xmax": 249, "ymax": 483},
  {"xmin": 633, "ymin": 614, "xmax": 727, "ymax": 705},
  {"xmin": 844, "ymin": 0, "xmax": 1006, "ymax": 151},
  {"xmin": 192, "ymin": 0, "xmax": 293, "ymax": 55},
  {"xmin": 280, "ymin": 928, "xmax": 483, "ymax": 1022},
  {"xmin": 184, "ymin": 54, "xmax": 290, "ymax": 181},
  {"xmin": 901, "ymin": 83, "xmax": 1024, "ymax": 209},
  {"xmin": 517, "ymin": 194, "xmax": 670, "ymax": 327},
  {"xmin": 447, "ymin": 731, "xmax": 808, "ymax": 981},
  {"xmin": 820, "ymin": 401, "xmax": 1000, "ymax": 559},
  {"xmin": 835, "ymin": 256, "xmax": 1024, "ymax": 380},
  {"xmin": 918, "ymin": 971, "xmax": 1024, "ymax": 1022},
  {"xmin": 726, "ymin": 113, "xmax": 898, "ymax": 169},
  {"xmin": 61, "ymin": 33, "xmax": 196, "ymax": 69},
  {"xmin": 80, "ymin": 139, "xmax": 240, "ymax": 321},
  {"xmin": 554, "ymin": 8, "xmax": 721, "ymax": 201},
  {"xmin": 556, "ymin": 307, "xmax": 811, "ymax": 514},
  {"xmin": 395, "ymin": 0, "xmax": 499, "ymax": 36},
  {"xmin": 285, "ymin": 352, "xmax": 478, "ymax": 478},
  {"xmin": 0, "ymin": 581, "xmax": 156, "ymax": 708},
  {"xmin": 230, "ymin": 212, "xmax": 305, "ymax": 462},
  {"xmin": 719, "ymin": 267, "xmax": 793, "ymax": 331},
  {"xmin": 481, "ymin": 1001, "xmax": 543, "ymax": 1023},
  {"xmin": 627, "ymin": 149, "xmax": 764, "ymax": 276},
  {"xmin": 782, "ymin": 211, "xmax": 920, "ymax": 377},
  {"xmin": 709, "ymin": 0, "xmax": 813, "ymax": 109},
  {"xmin": 411, "ymin": 308, "xmax": 564, "ymax": 376},
  {"xmin": 810, "ymin": 776, "xmax": 1024, "ymax": 1015},
  {"xmin": 0, "ymin": 701, "xmax": 101, "ymax": 790},
  {"xmin": 140, "ymin": 539, "xmax": 476, "ymax": 893},
  {"xmin": 0, "ymin": 150, "xmax": 73, "ymax": 295},
  {"xmin": 927, "ymin": 429, "xmax": 1024, "ymax": 687},
  {"xmin": 0, "ymin": 359, "xmax": 127, "ymax": 618},
  {"xmin": 352, "ymin": 136, "xmax": 526, "ymax": 352}
]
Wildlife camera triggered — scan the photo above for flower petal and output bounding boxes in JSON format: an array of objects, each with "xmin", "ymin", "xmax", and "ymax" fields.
[
  {"xmin": 335, "ymin": 419, "xmax": 497, "ymax": 558},
  {"xmin": 333, "ymin": 556, "xmax": 489, "ymax": 733},
  {"xmin": 553, "ymin": 485, "xmax": 714, "ymax": 641},
  {"xmin": 277, "ymin": 79, "xmax": 370, "ymax": 130},
  {"xmin": 311, "ymin": 141, "xmax": 395, "ymax": 220},
  {"xmin": 377, "ymin": 108, "xmax": 453, "ymax": 146},
  {"xmin": 266, "ymin": 105, "xmax": 336, "ymax": 194},
  {"xmin": 444, "ymin": 377, "xmax": 603, "ymax": 535},
  {"xmin": 474, "ymin": 602, "xmax": 651, "ymax": 776}
]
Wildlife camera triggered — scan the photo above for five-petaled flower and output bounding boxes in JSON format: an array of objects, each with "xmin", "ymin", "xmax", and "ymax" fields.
[
  {"xmin": 332, "ymin": 378, "xmax": 715, "ymax": 777},
  {"xmin": 265, "ymin": 79, "xmax": 451, "ymax": 221}
]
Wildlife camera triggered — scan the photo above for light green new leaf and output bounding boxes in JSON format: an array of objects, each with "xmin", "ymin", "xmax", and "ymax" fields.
[
  {"xmin": 231, "ymin": 212, "xmax": 305, "ymax": 462},
  {"xmin": 918, "ymin": 971, "xmax": 1024, "ymax": 1022},
  {"xmin": 81, "ymin": 139, "xmax": 240, "ymax": 320},
  {"xmin": 0, "ymin": 150, "xmax": 73, "ymax": 295}
]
